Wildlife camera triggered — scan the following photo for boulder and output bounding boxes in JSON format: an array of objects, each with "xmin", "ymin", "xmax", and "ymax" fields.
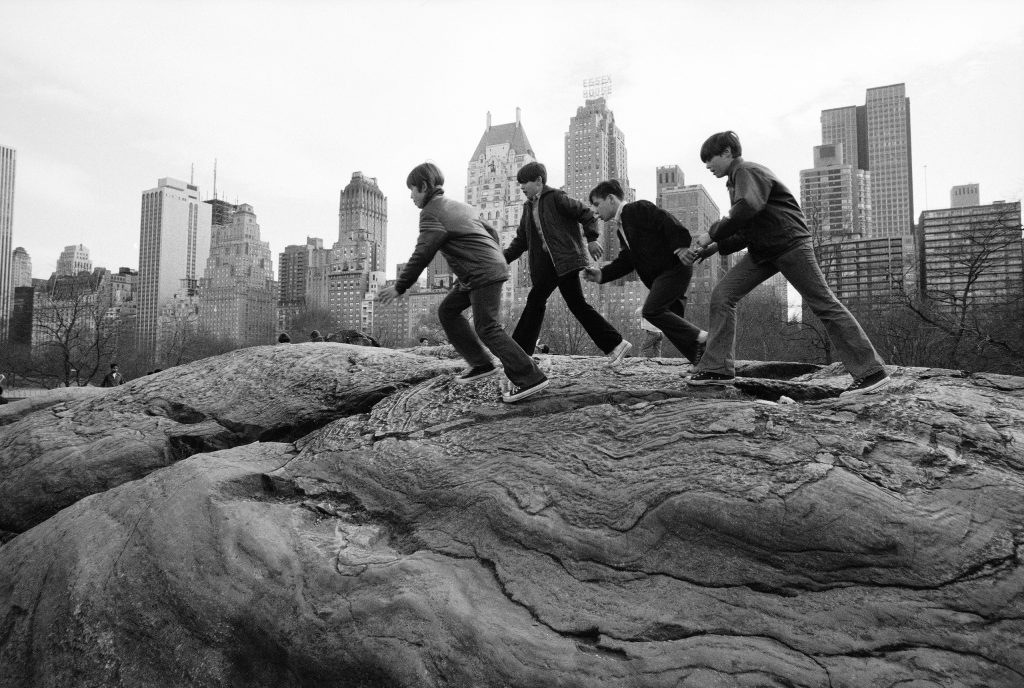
[{"xmin": 1, "ymin": 348, "xmax": 1023, "ymax": 687}]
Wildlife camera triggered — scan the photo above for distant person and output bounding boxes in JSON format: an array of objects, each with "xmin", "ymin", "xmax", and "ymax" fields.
[
  {"xmin": 277, "ymin": 332, "xmax": 292, "ymax": 344},
  {"xmin": 686, "ymin": 130, "xmax": 889, "ymax": 396},
  {"xmin": 377, "ymin": 161, "xmax": 548, "ymax": 403},
  {"xmin": 310, "ymin": 330, "xmax": 324, "ymax": 342},
  {"xmin": 0, "ymin": 372, "xmax": 6, "ymax": 404},
  {"xmin": 584, "ymin": 180, "xmax": 707, "ymax": 365},
  {"xmin": 100, "ymin": 363, "xmax": 126, "ymax": 387},
  {"xmin": 419, "ymin": 337, "xmax": 430, "ymax": 345},
  {"xmin": 505, "ymin": 161, "xmax": 630, "ymax": 363},
  {"xmin": 635, "ymin": 305, "xmax": 663, "ymax": 358}
]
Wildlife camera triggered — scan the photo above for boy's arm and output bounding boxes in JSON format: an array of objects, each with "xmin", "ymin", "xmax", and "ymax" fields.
[
  {"xmin": 598, "ymin": 240, "xmax": 635, "ymax": 283},
  {"xmin": 503, "ymin": 213, "xmax": 528, "ymax": 264},
  {"xmin": 555, "ymin": 192, "xmax": 599, "ymax": 242},
  {"xmin": 711, "ymin": 167, "xmax": 772, "ymax": 241},
  {"xmin": 394, "ymin": 213, "xmax": 447, "ymax": 294}
]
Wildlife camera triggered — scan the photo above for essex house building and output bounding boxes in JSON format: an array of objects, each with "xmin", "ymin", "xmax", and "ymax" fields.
[{"xmin": 136, "ymin": 177, "xmax": 212, "ymax": 359}]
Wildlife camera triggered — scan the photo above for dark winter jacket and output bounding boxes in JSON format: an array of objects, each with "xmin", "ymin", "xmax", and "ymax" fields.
[
  {"xmin": 709, "ymin": 157, "xmax": 812, "ymax": 263},
  {"xmin": 598, "ymin": 200, "xmax": 692, "ymax": 286},
  {"xmin": 505, "ymin": 186, "xmax": 599, "ymax": 277},
  {"xmin": 394, "ymin": 194, "xmax": 508, "ymax": 294}
]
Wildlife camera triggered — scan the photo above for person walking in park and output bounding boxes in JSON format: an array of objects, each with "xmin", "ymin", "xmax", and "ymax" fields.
[
  {"xmin": 686, "ymin": 131, "xmax": 890, "ymax": 396},
  {"xmin": 584, "ymin": 180, "xmax": 708, "ymax": 365},
  {"xmin": 378, "ymin": 162, "xmax": 549, "ymax": 403},
  {"xmin": 505, "ymin": 162, "xmax": 631, "ymax": 363},
  {"xmin": 100, "ymin": 363, "xmax": 126, "ymax": 387}
]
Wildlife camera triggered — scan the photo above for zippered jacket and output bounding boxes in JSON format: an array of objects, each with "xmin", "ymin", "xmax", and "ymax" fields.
[{"xmin": 505, "ymin": 186, "xmax": 598, "ymax": 277}]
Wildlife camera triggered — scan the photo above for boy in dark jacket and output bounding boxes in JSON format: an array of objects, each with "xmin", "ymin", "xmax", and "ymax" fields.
[
  {"xmin": 583, "ymin": 180, "xmax": 708, "ymax": 364},
  {"xmin": 505, "ymin": 162, "xmax": 631, "ymax": 363},
  {"xmin": 686, "ymin": 131, "xmax": 890, "ymax": 396},
  {"xmin": 378, "ymin": 162, "xmax": 548, "ymax": 403}
]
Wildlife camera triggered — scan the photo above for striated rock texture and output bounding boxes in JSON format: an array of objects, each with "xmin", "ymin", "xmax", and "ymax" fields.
[{"xmin": 1, "ymin": 345, "xmax": 1023, "ymax": 687}]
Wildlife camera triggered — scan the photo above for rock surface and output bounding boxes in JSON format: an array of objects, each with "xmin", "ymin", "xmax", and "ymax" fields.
[{"xmin": 1, "ymin": 346, "xmax": 1023, "ymax": 687}]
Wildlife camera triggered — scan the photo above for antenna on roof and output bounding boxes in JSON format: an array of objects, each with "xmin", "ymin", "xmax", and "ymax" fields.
[
  {"xmin": 213, "ymin": 158, "xmax": 218, "ymax": 200},
  {"xmin": 190, "ymin": 163, "xmax": 194, "ymax": 185}
]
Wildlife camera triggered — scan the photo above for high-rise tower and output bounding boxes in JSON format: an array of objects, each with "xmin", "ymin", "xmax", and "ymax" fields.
[
  {"xmin": 0, "ymin": 145, "xmax": 15, "ymax": 341},
  {"xmin": 136, "ymin": 177, "xmax": 212, "ymax": 359},
  {"xmin": 56, "ymin": 244, "xmax": 92, "ymax": 276},
  {"xmin": 198, "ymin": 201, "xmax": 277, "ymax": 345},
  {"xmin": 799, "ymin": 143, "xmax": 871, "ymax": 241},
  {"xmin": 820, "ymin": 83, "xmax": 913, "ymax": 238},
  {"xmin": 12, "ymin": 246, "xmax": 32, "ymax": 288},
  {"xmin": 328, "ymin": 172, "xmax": 388, "ymax": 333},
  {"xmin": 564, "ymin": 95, "xmax": 633, "ymax": 256}
]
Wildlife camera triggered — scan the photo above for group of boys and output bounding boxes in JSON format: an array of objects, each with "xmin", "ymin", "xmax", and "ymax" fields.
[{"xmin": 379, "ymin": 131, "xmax": 891, "ymax": 404}]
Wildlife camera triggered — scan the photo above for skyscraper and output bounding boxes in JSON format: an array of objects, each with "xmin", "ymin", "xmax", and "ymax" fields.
[
  {"xmin": 564, "ymin": 96, "xmax": 633, "ymax": 257},
  {"xmin": 56, "ymin": 244, "xmax": 92, "ymax": 276},
  {"xmin": 12, "ymin": 246, "xmax": 32, "ymax": 288},
  {"xmin": 136, "ymin": 177, "xmax": 212, "ymax": 359},
  {"xmin": 0, "ymin": 145, "xmax": 15, "ymax": 342},
  {"xmin": 198, "ymin": 201, "xmax": 277, "ymax": 345},
  {"xmin": 799, "ymin": 143, "xmax": 871, "ymax": 241},
  {"xmin": 328, "ymin": 172, "xmax": 388, "ymax": 332},
  {"xmin": 820, "ymin": 83, "xmax": 913, "ymax": 238},
  {"xmin": 278, "ymin": 237, "xmax": 329, "ymax": 332},
  {"xmin": 466, "ymin": 109, "xmax": 536, "ymax": 302}
]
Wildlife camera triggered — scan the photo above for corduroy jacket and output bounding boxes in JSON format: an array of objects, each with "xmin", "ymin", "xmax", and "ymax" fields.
[{"xmin": 394, "ymin": 194, "xmax": 508, "ymax": 294}]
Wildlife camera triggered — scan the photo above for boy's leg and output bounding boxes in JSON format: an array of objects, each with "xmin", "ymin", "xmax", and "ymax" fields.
[
  {"xmin": 511, "ymin": 255, "xmax": 559, "ymax": 355},
  {"xmin": 775, "ymin": 241, "xmax": 886, "ymax": 379},
  {"xmin": 471, "ymin": 282, "xmax": 546, "ymax": 387},
  {"xmin": 696, "ymin": 253, "xmax": 777, "ymax": 376},
  {"xmin": 556, "ymin": 270, "xmax": 623, "ymax": 354},
  {"xmin": 438, "ymin": 286, "xmax": 492, "ymax": 368},
  {"xmin": 642, "ymin": 264, "xmax": 703, "ymax": 362}
]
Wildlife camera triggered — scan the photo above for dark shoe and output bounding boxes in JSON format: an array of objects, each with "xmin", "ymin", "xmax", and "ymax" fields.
[
  {"xmin": 840, "ymin": 370, "xmax": 891, "ymax": 397},
  {"xmin": 687, "ymin": 371, "xmax": 735, "ymax": 387},
  {"xmin": 454, "ymin": 364, "xmax": 498, "ymax": 385},
  {"xmin": 607, "ymin": 339, "xmax": 632, "ymax": 364},
  {"xmin": 501, "ymin": 376, "xmax": 550, "ymax": 403},
  {"xmin": 692, "ymin": 339, "xmax": 707, "ymax": 366}
]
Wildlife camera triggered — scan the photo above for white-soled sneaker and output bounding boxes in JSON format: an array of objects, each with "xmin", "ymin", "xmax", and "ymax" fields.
[{"xmin": 607, "ymin": 339, "xmax": 632, "ymax": 364}]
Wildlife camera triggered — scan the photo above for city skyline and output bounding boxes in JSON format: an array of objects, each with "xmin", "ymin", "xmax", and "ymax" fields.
[{"xmin": 1, "ymin": 0, "xmax": 1022, "ymax": 281}]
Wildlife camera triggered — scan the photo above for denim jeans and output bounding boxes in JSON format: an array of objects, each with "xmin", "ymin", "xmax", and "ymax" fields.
[
  {"xmin": 698, "ymin": 241, "xmax": 886, "ymax": 378},
  {"xmin": 438, "ymin": 281, "xmax": 545, "ymax": 387},
  {"xmin": 512, "ymin": 252, "xmax": 622, "ymax": 356},
  {"xmin": 642, "ymin": 263, "xmax": 704, "ymax": 363}
]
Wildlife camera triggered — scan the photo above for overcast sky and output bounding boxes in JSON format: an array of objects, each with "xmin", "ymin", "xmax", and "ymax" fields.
[{"xmin": 2, "ymin": 0, "xmax": 1022, "ymax": 281}]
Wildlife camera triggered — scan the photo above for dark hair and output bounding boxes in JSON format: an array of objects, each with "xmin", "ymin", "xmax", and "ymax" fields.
[
  {"xmin": 406, "ymin": 162, "xmax": 445, "ymax": 191},
  {"xmin": 700, "ymin": 131, "xmax": 742, "ymax": 162},
  {"xmin": 278, "ymin": 332, "xmax": 291, "ymax": 343},
  {"xmin": 110, "ymin": 363, "xmax": 119, "ymax": 369},
  {"xmin": 516, "ymin": 161, "xmax": 547, "ymax": 184},
  {"xmin": 589, "ymin": 180, "xmax": 625, "ymax": 205}
]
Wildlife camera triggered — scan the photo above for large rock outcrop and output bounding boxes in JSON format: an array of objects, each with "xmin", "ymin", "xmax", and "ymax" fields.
[{"xmin": 1, "ymin": 344, "xmax": 1023, "ymax": 687}]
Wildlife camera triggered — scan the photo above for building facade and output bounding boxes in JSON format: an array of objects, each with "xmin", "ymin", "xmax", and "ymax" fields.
[
  {"xmin": 950, "ymin": 184, "xmax": 980, "ymax": 208},
  {"xmin": 12, "ymin": 246, "xmax": 32, "ymax": 288},
  {"xmin": 564, "ymin": 97, "xmax": 633, "ymax": 257},
  {"xmin": 917, "ymin": 201, "xmax": 1023, "ymax": 307},
  {"xmin": 799, "ymin": 143, "xmax": 872, "ymax": 241},
  {"xmin": 136, "ymin": 177, "xmax": 212, "ymax": 360},
  {"xmin": 0, "ymin": 145, "xmax": 15, "ymax": 341},
  {"xmin": 466, "ymin": 109, "xmax": 536, "ymax": 305},
  {"xmin": 820, "ymin": 83, "xmax": 913, "ymax": 239},
  {"xmin": 198, "ymin": 201, "xmax": 278, "ymax": 345},
  {"xmin": 56, "ymin": 244, "xmax": 92, "ymax": 276},
  {"xmin": 277, "ymin": 237, "xmax": 330, "ymax": 333}
]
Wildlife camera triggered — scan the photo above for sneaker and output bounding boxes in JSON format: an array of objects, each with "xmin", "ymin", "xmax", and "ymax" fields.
[
  {"xmin": 607, "ymin": 339, "xmax": 632, "ymax": 364},
  {"xmin": 454, "ymin": 364, "xmax": 498, "ymax": 385},
  {"xmin": 501, "ymin": 376, "xmax": 550, "ymax": 403},
  {"xmin": 687, "ymin": 371, "xmax": 735, "ymax": 387},
  {"xmin": 839, "ymin": 370, "xmax": 891, "ymax": 397},
  {"xmin": 692, "ymin": 339, "xmax": 707, "ymax": 366}
]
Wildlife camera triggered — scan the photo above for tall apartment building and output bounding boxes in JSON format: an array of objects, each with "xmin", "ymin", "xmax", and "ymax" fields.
[
  {"xmin": 136, "ymin": 177, "xmax": 212, "ymax": 359},
  {"xmin": 820, "ymin": 83, "xmax": 913, "ymax": 238},
  {"xmin": 328, "ymin": 172, "xmax": 387, "ymax": 332},
  {"xmin": 466, "ymin": 109, "xmax": 536, "ymax": 303},
  {"xmin": 798, "ymin": 143, "xmax": 871, "ymax": 241},
  {"xmin": 56, "ymin": 244, "xmax": 92, "ymax": 276},
  {"xmin": 816, "ymin": 235, "xmax": 917, "ymax": 308},
  {"xmin": 950, "ymin": 184, "xmax": 980, "ymax": 208},
  {"xmin": 0, "ymin": 145, "xmax": 15, "ymax": 341},
  {"xmin": 564, "ymin": 97, "xmax": 633, "ymax": 257},
  {"xmin": 917, "ymin": 200, "xmax": 1023, "ymax": 307},
  {"xmin": 12, "ymin": 246, "xmax": 32, "ymax": 287},
  {"xmin": 198, "ymin": 201, "xmax": 277, "ymax": 345},
  {"xmin": 278, "ymin": 237, "xmax": 330, "ymax": 332}
]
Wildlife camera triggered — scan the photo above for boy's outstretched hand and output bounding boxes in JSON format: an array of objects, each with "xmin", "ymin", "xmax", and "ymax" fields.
[
  {"xmin": 377, "ymin": 285, "xmax": 400, "ymax": 305},
  {"xmin": 582, "ymin": 266, "xmax": 602, "ymax": 283}
]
